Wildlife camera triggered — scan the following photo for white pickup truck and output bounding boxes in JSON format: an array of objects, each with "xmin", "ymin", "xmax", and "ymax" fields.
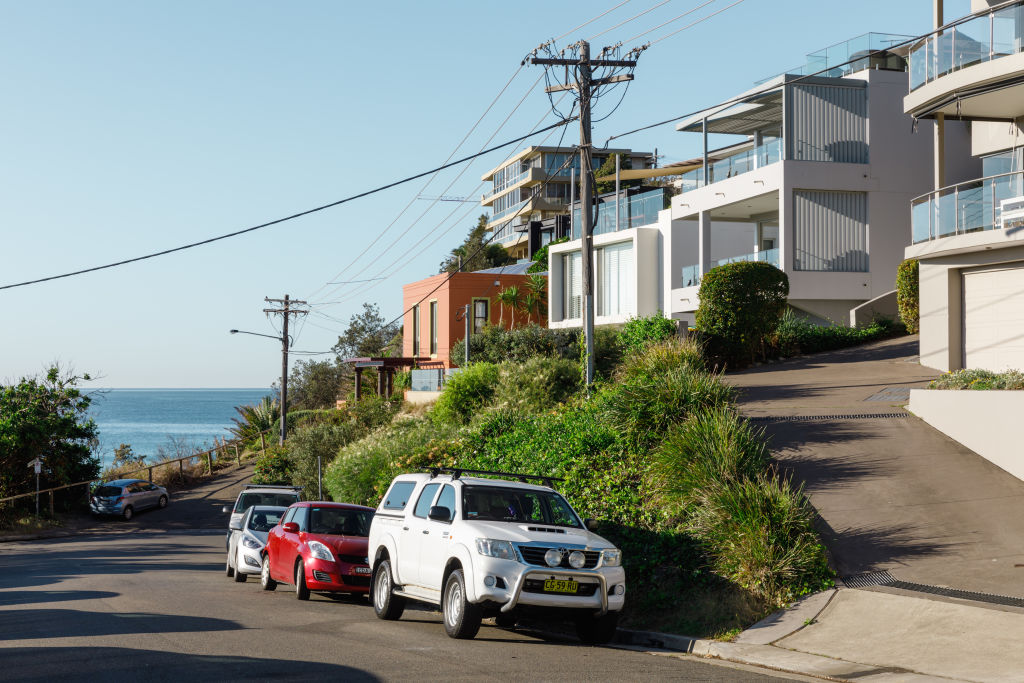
[{"xmin": 367, "ymin": 469, "xmax": 626, "ymax": 643}]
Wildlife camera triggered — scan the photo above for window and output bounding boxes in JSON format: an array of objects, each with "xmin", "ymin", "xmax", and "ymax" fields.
[
  {"xmin": 413, "ymin": 483, "xmax": 441, "ymax": 518},
  {"xmin": 473, "ymin": 299, "xmax": 489, "ymax": 335},
  {"xmin": 292, "ymin": 506, "xmax": 309, "ymax": 531},
  {"xmin": 563, "ymin": 251, "xmax": 582, "ymax": 320},
  {"xmin": 434, "ymin": 484, "xmax": 456, "ymax": 522},
  {"xmin": 382, "ymin": 481, "xmax": 416, "ymax": 510},
  {"xmin": 412, "ymin": 304, "xmax": 420, "ymax": 356},
  {"xmin": 281, "ymin": 508, "xmax": 296, "ymax": 525},
  {"xmin": 308, "ymin": 507, "xmax": 373, "ymax": 536},
  {"xmin": 429, "ymin": 301, "xmax": 438, "ymax": 355},
  {"xmin": 597, "ymin": 242, "xmax": 634, "ymax": 317},
  {"xmin": 461, "ymin": 486, "xmax": 582, "ymax": 528}
]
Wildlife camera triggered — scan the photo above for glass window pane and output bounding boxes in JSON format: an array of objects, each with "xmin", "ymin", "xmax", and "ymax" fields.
[{"xmin": 413, "ymin": 483, "xmax": 440, "ymax": 519}]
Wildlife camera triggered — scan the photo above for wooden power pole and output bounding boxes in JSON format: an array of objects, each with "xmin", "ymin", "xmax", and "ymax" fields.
[
  {"xmin": 528, "ymin": 41, "xmax": 637, "ymax": 387},
  {"xmin": 264, "ymin": 294, "xmax": 308, "ymax": 445}
]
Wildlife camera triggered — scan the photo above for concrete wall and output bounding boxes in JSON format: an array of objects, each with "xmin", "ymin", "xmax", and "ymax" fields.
[
  {"xmin": 972, "ymin": 119, "xmax": 1024, "ymax": 157},
  {"xmin": 849, "ymin": 289, "xmax": 898, "ymax": 326},
  {"xmin": 909, "ymin": 388, "xmax": 1024, "ymax": 482}
]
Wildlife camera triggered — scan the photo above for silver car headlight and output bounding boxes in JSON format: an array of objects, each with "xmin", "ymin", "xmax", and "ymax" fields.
[
  {"xmin": 475, "ymin": 538, "xmax": 517, "ymax": 561},
  {"xmin": 242, "ymin": 536, "xmax": 261, "ymax": 550},
  {"xmin": 601, "ymin": 549, "xmax": 622, "ymax": 567},
  {"xmin": 307, "ymin": 540, "xmax": 335, "ymax": 562}
]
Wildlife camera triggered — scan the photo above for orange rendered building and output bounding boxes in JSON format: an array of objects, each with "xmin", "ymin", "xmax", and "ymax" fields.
[{"xmin": 402, "ymin": 269, "xmax": 546, "ymax": 368}]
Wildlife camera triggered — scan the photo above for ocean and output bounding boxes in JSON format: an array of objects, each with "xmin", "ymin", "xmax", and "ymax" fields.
[{"xmin": 87, "ymin": 388, "xmax": 273, "ymax": 466}]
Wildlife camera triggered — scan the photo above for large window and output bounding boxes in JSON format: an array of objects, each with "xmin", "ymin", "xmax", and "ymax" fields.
[
  {"xmin": 563, "ymin": 251, "xmax": 582, "ymax": 320},
  {"xmin": 597, "ymin": 242, "xmax": 635, "ymax": 317},
  {"xmin": 473, "ymin": 298, "xmax": 489, "ymax": 334},
  {"xmin": 412, "ymin": 304, "xmax": 420, "ymax": 356},
  {"xmin": 429, "ymin": 301, "xmax": 438, "ymax": 355}
]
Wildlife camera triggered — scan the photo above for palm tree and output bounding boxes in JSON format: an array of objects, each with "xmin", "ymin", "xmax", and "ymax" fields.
[
  {"xmin": 498, "ymin": 286, "xmax": 521, "ymax": 329},
  {"xmin": 525, "ymin": 274, "xmax": 547, "ymax": 320},
  {"xmin": 229, "ymin": 396, "xmax": 278, "ymax": 442}
]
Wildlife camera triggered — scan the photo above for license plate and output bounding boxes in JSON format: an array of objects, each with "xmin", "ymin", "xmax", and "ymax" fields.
[
  {"xmin": 353, "ymin": 566, "xmax": 372, "ymax": 575},
  {"xmin": 544, "ymin": 579, "xmax": 579, "ymax": 594}
]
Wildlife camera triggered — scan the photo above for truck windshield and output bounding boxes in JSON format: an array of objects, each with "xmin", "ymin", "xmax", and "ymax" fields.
[{"xmin": 462, "ymin": 486, "xmax": 582, "ymax": 528}]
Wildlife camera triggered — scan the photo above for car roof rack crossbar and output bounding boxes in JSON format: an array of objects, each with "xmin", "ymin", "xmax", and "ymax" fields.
[
  {"xmin": 243, "ymin": 484, "xmax": 303, "ymax": 491},
  {"xmin": 425, "ymin": 467, "xmax": 563, "ymax": 488}
]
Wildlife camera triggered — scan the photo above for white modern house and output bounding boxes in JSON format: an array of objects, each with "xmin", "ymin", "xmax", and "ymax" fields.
[
  {"xmin": 548, "ymin": 33, "xmax": 976, "ymax": 331},
  {"xmin": 904, "ymin": 0, "xmax": 1024, "ymax": 373}
]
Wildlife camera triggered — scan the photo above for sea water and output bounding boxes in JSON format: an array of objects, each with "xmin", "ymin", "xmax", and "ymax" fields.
[{"xmin": 87, "ymin": 388, "xmax": 272, "ymax": 466}]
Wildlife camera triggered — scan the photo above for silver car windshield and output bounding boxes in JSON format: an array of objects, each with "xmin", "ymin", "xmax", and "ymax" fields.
[{"xmin": 462, "ymin": 486, "xmax": 582, "ymax": 528}]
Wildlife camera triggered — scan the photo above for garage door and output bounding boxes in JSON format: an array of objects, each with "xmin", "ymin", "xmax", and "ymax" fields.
[{"xmin": 962, "ymin": 265, "xmax": 1024, "ymax": 371}]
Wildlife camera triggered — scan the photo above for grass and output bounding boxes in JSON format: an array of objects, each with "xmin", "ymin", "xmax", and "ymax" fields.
[{"xmin": 928, "ymin": 368, "xmax": 1024, "ymax": 390}]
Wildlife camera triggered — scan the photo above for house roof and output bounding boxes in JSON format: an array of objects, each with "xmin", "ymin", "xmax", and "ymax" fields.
[{"xmin": 472, "ymin": 261, "xmax": 536, "ymax": 275}]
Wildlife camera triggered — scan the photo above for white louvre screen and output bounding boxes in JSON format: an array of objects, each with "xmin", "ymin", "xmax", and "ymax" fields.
[
  {"xmin": 563, "ymin": 251, "xmax": 582, "ymax": 320},
  {"xmin": 597, "ymin": 242, "xmax": 634, "ymax": 317}
]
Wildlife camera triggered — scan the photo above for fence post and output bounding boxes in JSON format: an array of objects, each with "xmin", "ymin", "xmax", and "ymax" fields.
[
  {"xmin": 49, "ymin": 490, "xmax": 54, "ymax": 517},
  {"xmin": 179, "ymin": 458, "xmax": 184, "ymax": 481},
  {"xmin": 148, "ymin": 466, "xmax": 153, "ymax": 482},
  {"xmin": 206, "ymin": 451, "xmax": 213, "ymax": 475},
  {"xmin": 234, "ymin": 444, "xmax": 240, "ymax": 466}
]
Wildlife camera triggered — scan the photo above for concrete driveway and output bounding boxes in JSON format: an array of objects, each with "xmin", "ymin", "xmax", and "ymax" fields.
[{"xmin": 728, "ymin": 336, "xmax": 1024, "ymax": 596}]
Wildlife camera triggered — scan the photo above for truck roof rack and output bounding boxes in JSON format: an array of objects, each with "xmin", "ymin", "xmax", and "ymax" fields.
[
  {"xmin": 425, "ymin": 467, "xmax": 563, "ymax": 489},
  {"xmin": 243, "ymin": 484, "xmax": 303, "ymax": 491}
]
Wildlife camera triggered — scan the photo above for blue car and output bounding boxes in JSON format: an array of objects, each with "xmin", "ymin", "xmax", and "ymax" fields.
[{"xmin": 90, "ymin": 478, "xmax": 169, "ymax": 520}]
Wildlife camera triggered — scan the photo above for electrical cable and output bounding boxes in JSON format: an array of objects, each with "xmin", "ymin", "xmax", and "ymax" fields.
[
  {"xmin": 619, "ymin": 0, "xmax": 720, "ymax": 44},
  {"xmin": 552, "ymin": 0, "xmax": 634, "ymax": 43},
  {"xmin": 643, "ymin": 0, "xmax": 748, "ymax": 46},
  {"xmin": 586, "ymin": 0, "xmax": 673, "ymax": 41}
]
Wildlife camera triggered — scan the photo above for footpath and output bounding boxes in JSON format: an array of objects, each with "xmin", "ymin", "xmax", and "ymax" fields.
[{"xmin": 623, "ymin": 336, "xmax": 1024, "ymax": 683}]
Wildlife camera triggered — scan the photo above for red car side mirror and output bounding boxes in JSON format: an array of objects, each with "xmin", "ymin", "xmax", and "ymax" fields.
[{"xmin": 282, "ymin": 522, "xmax": 300, "ymax": 534}]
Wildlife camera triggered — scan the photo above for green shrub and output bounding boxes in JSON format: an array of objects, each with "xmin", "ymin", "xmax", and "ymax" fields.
[
  {"xmin": 432, "ymin": 363, "xmax": 501, "ymax": 425},
  {"xmin": 695, "ymin": 262, "xmax": 789, "ymax": 365},
  {"xmin": 451, "ymin": 323, "xmax": 621, "ymax": 379},
  {"xmin": 897, "ymin": 259, "xmax": 920, "ymax": 334},
  {"xmin": 393, "ymin": 370, "xmax": 411, "ymax": 393},
  {"xmin": 928, "ymin": 368, "xmax": 1024, "ymax": 390},
  {"xmin": 350, "ymin": 394, "xmax": 402, "ymax": 431},
  {"xmin": 252, "ymin": 446, "xmax": 292, "ymax": 485},
  {"xmin": 770, "ymin": 311, "xmax": 902, "ymax": 357},
  {"xmin": 619, "ymin": 312, "xmax": 678, "ymax": 352},
  {"xmin": 287, "ymin": 421, "xmax": 362, "ymax": 498},
  {"xmin": 527, "ymin": 237, "xmax": 567, "ymax": 274},
  {"xmin": 616, "ymin": 338, "xmax": 705, "ymax": 383},
  {"xmin": 490, "ymin": 357, "xmax": 581, "ymax": 416},
  {"xmin": 687, "ymin": 475, "xmax": 834, "ymax": 608}
]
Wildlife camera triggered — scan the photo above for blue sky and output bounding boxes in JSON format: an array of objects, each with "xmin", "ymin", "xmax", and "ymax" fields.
[{"xmin": 0, "ymin": 0, "xmax": 961, "ymax": 387}]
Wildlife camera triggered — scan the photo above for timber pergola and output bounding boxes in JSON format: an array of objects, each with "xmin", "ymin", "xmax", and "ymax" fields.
[{"xmin": 343, "ymin": 357, "xmax": 440, "ymax": 400}]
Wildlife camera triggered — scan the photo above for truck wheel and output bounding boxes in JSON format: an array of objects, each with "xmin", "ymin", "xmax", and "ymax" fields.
[
  {"xmin": 575, "ymin": 611, "xmax": 619, "ymax": 645},
  {"xmin": 260, "ymin": 555, "xmax": 277, "ymax": 591},
  {"xmin": 372, "ymin": 559, "xmax": 405, "ymax": 620},
  {"xmin": 442, "ymin": 569, "xmax": 482, "ymax": 639}
]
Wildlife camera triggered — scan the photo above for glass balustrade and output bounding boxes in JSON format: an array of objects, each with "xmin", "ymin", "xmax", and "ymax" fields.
[
  {"xmin": 757, "ymin": 32, "xmax": 911, "ymax": 84},
  {"xmin": 911, "ymin": 171, "xmax": 1024, "ymax": 243},
  {"xmin": 909, "ymin": 2, "xmax": 1024, "ymax": 91},
  {"xmin": 679, "ymin": 249, "xmax": 780, "ymax": 288},
  {"xmin": 679, "ymin": 139, "xmax": 783, "ymax": 194},
  {"xmin": 570, "ymin": 189, "xmax": 668, "ymax": 239}
]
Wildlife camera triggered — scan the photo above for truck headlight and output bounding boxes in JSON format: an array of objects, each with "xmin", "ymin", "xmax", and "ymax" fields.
[
  {"xmin": 307, "ymin": 540, "xmax": 335, "ymax": 562},
  {"xmin": 601, "ymin": 549, "xmax": 622, "ymax": 567},
  {"xmin": 475, "ymin": 538, "xmax": 517, "ymax": 561}
]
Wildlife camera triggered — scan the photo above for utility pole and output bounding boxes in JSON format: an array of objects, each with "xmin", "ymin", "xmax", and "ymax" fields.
[
  {"xmin": 263, "ymin": 294, "xmax": 308, "ymax": 446},
  {"xmin": 528, "ymin": 41, "xmax": 638, "ymax": 387}
]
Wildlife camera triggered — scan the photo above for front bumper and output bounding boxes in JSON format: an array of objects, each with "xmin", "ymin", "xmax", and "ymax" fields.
[
  {"xmin": 236, "ymin": 546, "xmax": 264, "ymax": 575},
  {"xmin": 302, "ymin": 557, "xmax": 372, "ymax": 593},
  {"xmin": 471, "ymin": 556, "xmax": 626, "ymax": 615}
]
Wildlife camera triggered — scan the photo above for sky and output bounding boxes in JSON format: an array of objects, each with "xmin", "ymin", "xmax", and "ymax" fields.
[{"xmin": 0, "ymin": 0, "xmax": 964, "ymax": 388}]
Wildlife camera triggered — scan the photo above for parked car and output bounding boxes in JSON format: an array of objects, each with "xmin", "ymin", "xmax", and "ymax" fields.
[
  {"xmin": 226, "ymin": 505, "xmax": 287, "ymax": 582},
  {"xmin": 367, "ymin": 470, "xmax": 625, "ymax": 643},
  {"xmin": 261, "ymin": 502, "xmax": 374, "ymax": 600},
  {"xmin": 223, "ymin": 484, "xmax": 302, "ymax": 549},
  {"xmin": 90, "ymin": 479, "xmax": 169, "ymax": 520}
]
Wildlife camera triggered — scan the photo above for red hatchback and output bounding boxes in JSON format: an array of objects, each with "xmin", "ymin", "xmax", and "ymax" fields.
[{"xmin": 261, "ymin": 501, "xmax": 374, "ymax": 600}]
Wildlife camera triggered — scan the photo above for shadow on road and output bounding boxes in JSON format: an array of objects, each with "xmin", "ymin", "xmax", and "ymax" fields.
[
  {"xmin": 0, "ymin": 590, "xmax": 119, "ymax": 606},
  {"xmin": 0, "ymin": 608, "xmax": 239, "ymax": 641},
  {"xmin": 0, "ymin": 646, "xmax": 380, "ymax": 681}
]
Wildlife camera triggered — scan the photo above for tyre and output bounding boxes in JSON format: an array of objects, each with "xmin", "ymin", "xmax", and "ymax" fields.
[
  {"xmin": 295, "ymin": 561, "xmax": 310, "ymax": 600},
  {"xmin": 233, "ymin": 553, "xmax": 246, "ymax": 583},
  {"xmin": 442, "ymin": 569, "xmax": 482, "ymax": 639},
  {"xmin": 157, "ymin": 495, "xmax": 167, "ymax": 509},
  {"xmin": 260, "ymin": 555, "xmax": 277, "ymax": 591},
  {"xmin": 371, "ymin": 559, "xmax": 405, "ymax": 620},
  {"xmin": 122, "ymin": 506, "xmax": 133, "ymax": 521},
  {"xmin": 225, "ymin": 556, "xmax": 235, "ymax": 578},
  {"xmin": 575, "ymin": 611, "xmax": 619, "ymax": 645}
]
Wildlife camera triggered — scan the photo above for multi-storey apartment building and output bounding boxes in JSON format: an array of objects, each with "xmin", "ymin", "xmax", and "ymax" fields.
[
  {"xmin": 480, "ymin": 146, "xmax": 653, "ymax": 260},
  {"xmin": 904, "ymin": 0, "xmax": 1024, "ymax": 372}
]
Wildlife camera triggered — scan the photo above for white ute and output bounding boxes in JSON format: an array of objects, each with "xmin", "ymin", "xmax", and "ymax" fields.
[{"xmin": 367, "ymin": 468, "xmax": 626, "ymax": 642}]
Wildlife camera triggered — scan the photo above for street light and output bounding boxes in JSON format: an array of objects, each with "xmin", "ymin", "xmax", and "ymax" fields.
[{"xmin": 230, "ymin": 328, "xmax": 292, "ymax": 447}]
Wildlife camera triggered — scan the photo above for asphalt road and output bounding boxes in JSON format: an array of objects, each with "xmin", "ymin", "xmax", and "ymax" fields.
[{"xmin": 0, "ymin": 468, "xmax": 804, "ymax": 682}]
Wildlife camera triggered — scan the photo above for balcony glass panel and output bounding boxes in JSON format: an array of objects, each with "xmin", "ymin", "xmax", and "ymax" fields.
[
  {"xmin": 570, "ymin": 189, "xmax": 667, "ymax": 238},
  {"xmin": 681, "ymin": 264, "xmax": 701, "ymax": 288},
  {"xmin": 756, "ymin": 32, "xmax": 910, "ymax": 84},
  {"xmin": 936, "ymin": 188, "xmax": 957, "ymax": 238},
  {"xmin": 911, "ymin": 197, "xmax": 932, "ymax": 243},
  {"xmin": 909, "ymin": 39, "xmax": 927, "ymax": 90},
  {"xmin": 911, "ymin": 171, "xmax": 1024, "ymax": 243},
  {"xmin": 680, "ymin": 138, "xmax": 783, "ymax": 194},
  {"xmin": 954, "ymin": 16, "xmax": 991, "ymax": 71},
  {"xmin": 956, "ymin": 181, "xmax": 986, "ymax": 234}
]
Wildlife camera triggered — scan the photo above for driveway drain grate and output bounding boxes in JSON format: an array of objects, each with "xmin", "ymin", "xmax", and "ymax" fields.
[
  {"xmin": 865, "ymin": 386, "xmax": 912, "ymax": 402},
  {"xmin": 841, "ymin": 571, "xmax": 1024, "ymax": 608},
  {"xmin": 750, "ymin": 413, "xmax": 909, "ymax": 422}
]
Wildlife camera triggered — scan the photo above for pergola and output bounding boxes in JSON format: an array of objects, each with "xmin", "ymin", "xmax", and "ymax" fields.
[{"xmin": 342, "ymin": 357, "xmax": 441, "ymax": 400}]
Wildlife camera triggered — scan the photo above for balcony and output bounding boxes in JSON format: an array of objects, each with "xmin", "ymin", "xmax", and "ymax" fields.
[
  {"xmin": 680, "ymin": 248, "xmax": 780, "ymax": 287},
  {"xmin": 490, "ymin": 198, "xmax": 528, "ymax": 223},
  {"xmin": 679, "ymin": 139, "xmax": 782, "ymax": 193},
  {"xmin": 758, "ymin": 32, "xmax": 911, "ymax": 84},
  {"xmin": 911, "ymin": 171, "xmax": 1024, "ymax": 243},
  {"xmin": 909, "ymin": 3, "xmax": 1024, "ymax": 91},
  {"xmin": 570, "ymin": 188, "xmax": 668, "ymax": 239}
]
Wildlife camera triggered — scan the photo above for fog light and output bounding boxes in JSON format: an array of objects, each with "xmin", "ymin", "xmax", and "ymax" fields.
[
  {"xmin": 544, "ymin": 549, "xmax": 563, "ymax": 567},
  {"xmin": 484, "ymin": 575, "xmax": 496, "ymax": 587},
  {"xmin": 614, "ymin": 584, "xmax": 625, "ymax": 596},
  {"xmin": 568, "ymin": 551, "xmax": 586, "ymax": 569}
]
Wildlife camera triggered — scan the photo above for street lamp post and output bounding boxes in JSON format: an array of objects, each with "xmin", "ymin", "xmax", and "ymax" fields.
[{"xmin": 230, "ymin": 328, "xmax": 290, "ymax": 446}]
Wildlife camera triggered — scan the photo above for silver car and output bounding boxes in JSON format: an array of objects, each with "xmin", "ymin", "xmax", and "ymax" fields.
[
  {"xmin": 90, "ymin": 479, "xmax": 169, "ymax": 520},
  {"xmin": 226, "ymin": 505, "xmax": 287, "ymax": 582}
]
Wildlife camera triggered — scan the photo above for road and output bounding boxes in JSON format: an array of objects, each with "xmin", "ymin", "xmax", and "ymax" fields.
[{"xmin": 0, "ymin": 468, "xmax": 804, "ymax": 682}]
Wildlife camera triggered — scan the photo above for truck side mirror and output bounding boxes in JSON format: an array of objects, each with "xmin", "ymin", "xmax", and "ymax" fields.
[{"xmin": 428, "ymin": 506, "xmax": 452, "ymax": 522}]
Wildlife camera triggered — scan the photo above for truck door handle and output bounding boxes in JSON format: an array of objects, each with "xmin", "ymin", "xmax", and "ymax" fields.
[
  {"xmin": 422, "ymin": 530, "xmax": 429, "ymax": 535},
  {"xmin": 402, "ymin": 526, "xmax": 409, "ymax": 531}
]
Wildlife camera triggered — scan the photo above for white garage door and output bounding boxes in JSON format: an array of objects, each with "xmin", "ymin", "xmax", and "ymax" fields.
[{"xmin": 963, "ymin": 265, "xmax": 1024, "ymax": 371}]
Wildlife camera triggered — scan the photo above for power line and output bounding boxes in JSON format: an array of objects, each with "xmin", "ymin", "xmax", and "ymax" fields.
[
  {"xmin": 553, "ymin": 0, "xmax": 634, "ymax": 43},
  {"xmin": 619, "ymin": 0, "xmax": 721, "ymax": 44},
  {"xmin": 586, "ymin": 0, "xmax": 673, "ymax": 41},
  {"xmin": 643, "ymin": 0, "xmax": 749, "ymax": 46},
  {"xmin": 0, "ymin": 118, "xmax": 575, "ymax": 292}
]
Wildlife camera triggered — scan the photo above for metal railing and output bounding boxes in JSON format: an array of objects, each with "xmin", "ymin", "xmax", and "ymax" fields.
[
  {"xmin": 680, "ymin": 139, "xmax": 783, "ymax": 194},
  {"xmin": 570, "ymin": 188, "xmax": 668, "ymax": 238},
  {"xmin": 911, "ymin": 170, "xmax": 1024, "ymax": 243},
  {"xmin": 680, "ymin": 248, "xmax": 780, "ymax": 287},
  {"xmin": 758, "ymin": 32, "xmax": 912, "ymax": 84},
  {"xmin": 909, "ymin": 2, "xmax": 1024, "ymax": 91}
]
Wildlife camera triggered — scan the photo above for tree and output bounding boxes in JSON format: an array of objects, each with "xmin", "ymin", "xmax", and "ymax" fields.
[
  {"xmin": 594, "ymin": 154, "xmax": 639, "ymax": 194},
  {"xmin": 695, "ymin": 262, "xmax": 789, "ymax": 364},
  {"xmin": 439, "ymin": 215, "xmax": 514, "ymax": 274},
  {"xmin": 332, "ymin": 302, "xmax": 401, "ymax": 359},
  {"xmin": 524, "ymin": 274, "xmax": 548, "ymax": 320},
  {"xmin": 497, "ymin": 286, "xmax": 521, "ymax": 328},
  {"xmin": 287, "ymin": 360, "xmax": 349, "ymax": 410},
  {"xmin": 0, "ymin": 366, "xmax": 100, "ymax": 500}
]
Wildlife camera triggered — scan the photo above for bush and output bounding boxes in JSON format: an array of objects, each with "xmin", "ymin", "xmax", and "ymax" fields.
[
  {"xmin": 619, "ymin": 312, "xmax": 678, "ymax": 352},
  {"xmin": 616, "ymin": 338, "xmax": 705, "ymax": 383},
  {"xmin": 490, "ymin": 357, "xmax": 581, "ymax": 415},
  {"xmin": 695, "ymin": 262, "xmax": 789, "ymax": 365},
  {"xmin": 928, "ymin": 368, "xmax": 1024, "ymax": 390},
  {"xmin": 451, "ymin": 323, "xmax": 622, "ymax": 379},
  {"xmin": 252, "ymin": 446, "xmax": 293, "ymax": 485},
  {"xmin": 770, "ymin": 311, "xmax": 903, "ymax": 357},
  {"xmin": 286, "ymin": 421, "xmax": 362, "ymax": 498},
  {"xmin": 349, "ymin": 394, "xmax": 402, "ymax": 431},
  {"xmin": 897, "ymin": 259, "xmax": 920, "ymax": 334},
  {"xmin": 432, "ymin": 363, "xmax": 501, "ymax": 425},
  {"xmin": 527, "ymin": 237, "xmax": 567, "ymax": 274}
]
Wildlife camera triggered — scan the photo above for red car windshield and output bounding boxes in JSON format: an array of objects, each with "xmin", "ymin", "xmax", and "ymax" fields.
[{"xmin": 307, "ymin": 507, "xmax": 373, "ymax": 536}]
